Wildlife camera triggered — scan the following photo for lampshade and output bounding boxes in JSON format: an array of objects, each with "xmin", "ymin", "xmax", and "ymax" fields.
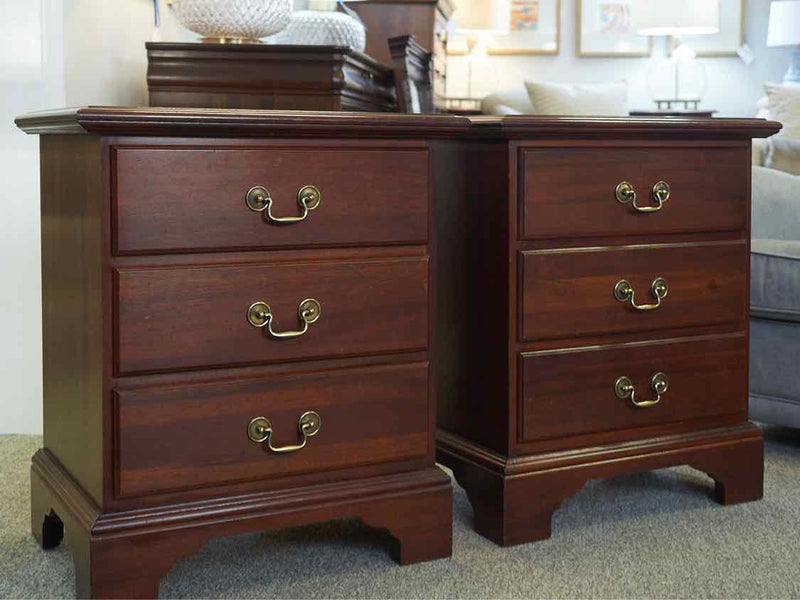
[
  {"xmin": 631, "ymin": 0, "xmax": 720, "ymax": 36},
  {"xmin": 453, "ymin": 0, "xmax": 511, "ymax": 35},
  {"xmin": 767, "ymin": 1, "xmax": 800, "ymax": 47}
]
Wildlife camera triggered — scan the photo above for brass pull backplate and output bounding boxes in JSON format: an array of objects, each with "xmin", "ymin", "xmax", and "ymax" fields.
[
  {"xmin": 246, "ymin": 185, "xmax": 321, "ymax": 224},
  {"xmin": 615, "ymin": 180, "xmax": 669, "ymax": 213},
  {"xmin": 247, "ymin": 411, "xmax": 321, "ymax": 454},
  {"xmin": 614, "ymin": 372, "xmax": 669, "ymax": 408},
  {"xmin": 247, "ymin": 298, "xmax": 321, "ymax": 339},
  {"xmin": 614, "ymin": 277, "xmax": 668, "ymax": 311}
]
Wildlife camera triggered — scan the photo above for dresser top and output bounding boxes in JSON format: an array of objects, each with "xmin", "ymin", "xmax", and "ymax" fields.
[
  {"xmin": 15, "ymin": 107, "xmax": 470, "ymax": 138},
  {"xmin": 467, "ymin": 115, "xmax": 782, "ymax": 139},
  {"xmin": 15, "ymin": 107, "xmax": 781, "ymax": 140}
]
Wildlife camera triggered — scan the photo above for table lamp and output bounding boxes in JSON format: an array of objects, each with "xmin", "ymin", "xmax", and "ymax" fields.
[
  {"xmin": 767, "ymin": 1, "xmax": 800, "ymax": 85},
  {"xmin": 453, "ymin": 0, "xmax": 511, "ymax": 98},
  {"xmin": 630, "ymin": 0, "xmax": 720, "ymax": 111}
]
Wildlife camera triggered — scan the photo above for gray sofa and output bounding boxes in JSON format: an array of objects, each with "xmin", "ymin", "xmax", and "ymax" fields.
[{"xmin": 749, "ymin": 165, "xmax": 800, "ymax": 428}]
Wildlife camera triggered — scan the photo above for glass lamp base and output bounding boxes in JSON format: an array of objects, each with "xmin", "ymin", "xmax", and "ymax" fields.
[{"xmin": 783, "ymin": 47, "xmax": 800, "ymax": 85}]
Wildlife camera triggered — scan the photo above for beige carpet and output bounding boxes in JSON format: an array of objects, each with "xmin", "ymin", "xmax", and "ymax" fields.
[{"xmin": 1, "ymin": 427, "xmax": 799, "ymax": 599}]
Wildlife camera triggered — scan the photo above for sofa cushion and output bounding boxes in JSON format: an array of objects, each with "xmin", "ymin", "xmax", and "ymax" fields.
[
  {"xmin": 751, "ymin": 238, "xmax": 800, "ymax": 321},
  {"xmin": 764, "ymin": 83, "xmax": 800, "ymax": 139},
  {"xmin": 523, "ymin": 80, "xmax": 628, "ymax": 116},
  {"xmin": 765, "ymin": 137, "xmax": 800, "ymax": 176},
  {"xmin": 481, "ymin": 88, "xmax": 535, "ymax": 115},
  {"xmin": 751, "ymin": 166, "xmax": 800, "ymax": 240}
]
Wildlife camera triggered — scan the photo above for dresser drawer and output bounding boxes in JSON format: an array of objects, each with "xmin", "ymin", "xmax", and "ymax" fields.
[
  {"xmin": 113, "ymin": 146, "xmax": 429, "ymax": 254},
  {"xmin": 116, "ymin": 257, "xmax": 428, "ymax": 374},
  {"xmin": 115, "ymin": 362, "xmax": 429, "ymax": 497},
  {"xmin": 520, "ymin": 335, "xmax": 746, "ymax": 442},
  {"xmin": 520, "ymin": 241, "xmax": 747, "ymax": 341},
  {"xmin": 520, "ymin": 146, "xmax": 748, "ymax": 239}
]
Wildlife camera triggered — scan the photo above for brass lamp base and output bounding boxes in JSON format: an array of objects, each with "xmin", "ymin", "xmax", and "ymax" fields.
[{"xmin": 199, "ymin": 37, "xmax": 264, "ymax": 44}]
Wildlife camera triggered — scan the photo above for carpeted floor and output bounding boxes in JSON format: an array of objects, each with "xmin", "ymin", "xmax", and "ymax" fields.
[{"xmin": 1, "ymin": 427, "xmax": 799, "ymax": 599}]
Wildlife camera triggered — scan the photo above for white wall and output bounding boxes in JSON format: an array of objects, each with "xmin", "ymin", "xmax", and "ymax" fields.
[
  {"xmin": 0, "ymin": 0, "xmax": 64, "ymax": 434},
  {"xmin": 0, "ymin": 0, "xmax": 191, "ymax": 434},
  {"xmin": 63, "ymin": 0, "xmax": 193, "ymax": 106},
  {"xmin": 447, "ymin": 0, "xmax": 793, "ymax": 117}
]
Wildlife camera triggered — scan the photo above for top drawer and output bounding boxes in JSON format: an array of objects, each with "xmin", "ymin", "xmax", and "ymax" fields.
[
  {"xmin": 520, "ymin": 146, "xmax": 748, "ymax": 240},
  {"xmin": 113, "ymin": 146, "xmax": 429, "ymax": 254}
]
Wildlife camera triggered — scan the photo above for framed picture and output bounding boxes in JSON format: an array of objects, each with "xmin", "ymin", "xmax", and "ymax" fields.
[
  {"xmin": 669, "ymin": 0, "xmax": 743, "ymax": 57},
  {"xmin": 578, "ymin": 0, "xmax": 651, "ymax": 57},
  {"xmin": 488, "ymin": 0, "xmax": 561, "ymax": 55}
]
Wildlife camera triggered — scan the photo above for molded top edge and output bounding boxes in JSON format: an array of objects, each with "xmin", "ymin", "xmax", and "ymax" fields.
[
  {"xmin": 467, "ymin": 115, "xmax": 782, "ymax": 139},
  {"xmin": 15, "ymin": 107, "xmax": 781, "ymax": 139}
]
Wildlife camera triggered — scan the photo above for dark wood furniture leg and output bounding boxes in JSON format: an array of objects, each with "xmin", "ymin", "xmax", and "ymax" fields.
[
  {"xmin": 439, "ymin": 423, "xmax": 763, "ymax": 547},
  {"xmin": 31, "ymin": 449, "xmax": 452, "ymax": 599}
]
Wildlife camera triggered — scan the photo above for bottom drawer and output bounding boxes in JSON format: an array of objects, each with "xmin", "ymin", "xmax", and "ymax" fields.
[
  {"xmin": 115, "ymin": 362, "xmax": 429, "ymax": 497},
  {"xmin": 520, "ymin": 335, "xmax": 746, "ymax": 442}
]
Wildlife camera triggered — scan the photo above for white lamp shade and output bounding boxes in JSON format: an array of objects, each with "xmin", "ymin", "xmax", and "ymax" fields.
[
  {"xmin": 631, "ymin": 0, "xmax": 720, "ymax": 36},
  {"xmin": 453, "ymin": 0, "xmax": 511, "ymax": 35},
  {"xmin": 767, "ymin": 1, "xmax": 800, "ymax": 47}
]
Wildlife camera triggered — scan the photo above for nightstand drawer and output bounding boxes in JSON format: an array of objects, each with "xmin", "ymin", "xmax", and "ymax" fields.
[
  {"xmin": 114, "ymin": 146, "xmax": 429, "ymax": 254},
  {"xmin": 520, "ymin": 334, "xmax": 746, "ymax": 442},
  {"xmin": 115, "ymin": 257, "xmax": 428, "ymax": 374},
  {"xmin": 115, "ymin": 362, "xmax": 429, "ymax": 497},
  {"xmin": 520, "ymin": 241, "xmax": 747, "ymax": 341},
  {"xmin": 520, "ymin": 146, "xmax": 748, "ymax": 239}
]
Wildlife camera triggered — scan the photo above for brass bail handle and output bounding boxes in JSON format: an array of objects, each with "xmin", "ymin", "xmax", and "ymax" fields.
[
  {"xmin": 247, "ymin": 411, "xmax": 322, "ymax": 454},
  {"xmin": 615, "ymin": 181, "xmax": 671, "ymax": 213},
  {"xmin": 614, "ymin": 373, "xmax": 669, "ymax": 408},
  {"xmin": 613, "ymin": 277, "xmax": 668, "ymax": 311},
  {"xmin": 246, "ymin": 185, "xmax": 321, "ymax": 224},
  {"xmin": 247, "ymin": 298, "xmax": 321, "ymax": 339}
]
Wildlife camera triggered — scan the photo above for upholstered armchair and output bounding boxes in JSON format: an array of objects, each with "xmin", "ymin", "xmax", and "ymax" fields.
[{"xmin": 749, "ymin": 165, "xmax": 800, "ymax": 428}]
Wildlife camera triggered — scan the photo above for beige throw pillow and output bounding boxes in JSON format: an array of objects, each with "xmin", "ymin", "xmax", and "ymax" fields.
[
  {"xmin": 523, "ymin": 81, "xmax": 628, "ymax": 116},
  {"xmin": 765, "ymin": 137, "xmax": 800, "ymax": 176},
  {"xmin": 764, "ymin": 83, "xmax": 800, "ymax": 139}
]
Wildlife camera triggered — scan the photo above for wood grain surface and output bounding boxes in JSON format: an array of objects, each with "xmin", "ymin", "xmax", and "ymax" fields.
[{"xmin": 114, "ymin": 145, "xmax": 429, "ymax": 254}]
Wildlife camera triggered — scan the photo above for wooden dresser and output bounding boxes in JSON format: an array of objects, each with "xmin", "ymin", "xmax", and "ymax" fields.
[
  {"xmin": 345, "ymin": 0, "xmax": 453, "ymax": 107},
  {"xmin": 17, "ymin": 108, "xmax": 467, "ymax": 598},
  {"xmin": 435, "ymin": 116, "xmax": 782, "ymax": 546},
  {"xmin": 146, "ymin": 43, "xmax": 396, "ymax": 112}
]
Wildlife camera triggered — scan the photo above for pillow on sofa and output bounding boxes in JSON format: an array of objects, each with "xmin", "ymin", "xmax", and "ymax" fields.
[
  {"xmin": 523, "ymin": 81, "xmax": 628, "ymax": 116},
  {"xmin": 765, "ymin": 138, "xmax": 800, "ymax": 176},
  {"xmin": 765, "ymin": 83, "xmax": 800, "ymax": 139},
  {"xmin": 481, "ymin": 88, "xmax": 535, "ymax": 115}
]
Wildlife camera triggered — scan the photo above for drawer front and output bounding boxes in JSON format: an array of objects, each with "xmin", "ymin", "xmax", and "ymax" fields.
[
  {"xmin": 521, "ymin": 146, "xmax": 748, "ymax": 239},
  {"xmin": 520, "ymin": 242, "xmax": 747, "ymax": 341},
  {"xmin": 116, "ymin": 258, "xmax": 428, "ymax": 374},
  {"xmin": 114, "ymin": 146, "xmax": 429, "ymax": 254},
  {"xmin": 520, "ymin": 335, "xmax": 747, "ymax": 442},
  {"xmin": 115, "ymin": 362, "xmax": 429, "ymax": 497}
]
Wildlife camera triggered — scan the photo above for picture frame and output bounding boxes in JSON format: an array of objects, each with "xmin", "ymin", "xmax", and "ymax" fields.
[
  {"xmin": 484, "ymin": 0, "xmax": 561, "ymax": 56},
  {"xmin": 578, "ymin": 0, "xmax": 651, "ymax": 58},
  {"xmin": 668, "ymin": 0, "xmax": 744, "ymax": 57}
]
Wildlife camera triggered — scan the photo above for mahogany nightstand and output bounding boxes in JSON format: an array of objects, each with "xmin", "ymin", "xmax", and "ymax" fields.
[
  {"xmin": 17, "ymin": 107, "xmax": 465, "ymax": 598},
  {"xmin": 435, "ymin": 114, "xmax": 781, "ymax": 546}
]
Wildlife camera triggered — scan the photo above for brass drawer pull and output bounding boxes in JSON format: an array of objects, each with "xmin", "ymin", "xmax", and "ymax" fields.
[
  {"xmin": 246, "ymin": 185, "xmax": 321, "ymax": 224},
  {"xmin": 247, "ymin": 298, "xmax": 321, "ymax": 339},
  {"xmin": 614, "ymin": 372, "xmax": 669, "ymax": 408},
  {"xmin": 615, "ymin": 180, "xmax": 670, "ymax": 213},
  {"xmin": 613, "ymin": 277, "xmax": 668, "ymax": 311},
  {"xmin": 247, "ymin": 411, "xmax": 321, "ymax": 454}
]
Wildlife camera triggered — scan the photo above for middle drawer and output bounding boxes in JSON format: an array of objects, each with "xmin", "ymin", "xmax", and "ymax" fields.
[
  {"xmin": 115, "ymin": 257, "xmax": 428, "ymax": 374},
  {"xmin": 520, "ymin": 241, "xmax": 747, "ymax": 342}
]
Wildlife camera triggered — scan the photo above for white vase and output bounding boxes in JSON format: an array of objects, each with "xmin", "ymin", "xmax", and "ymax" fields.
[
  {"xmin": 269, "ymin": 10, "xmax": 366, "ymax": 51},
  {"xmin": 173, "ymin": 0, "xmax": 293, "ymax": 42}
]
